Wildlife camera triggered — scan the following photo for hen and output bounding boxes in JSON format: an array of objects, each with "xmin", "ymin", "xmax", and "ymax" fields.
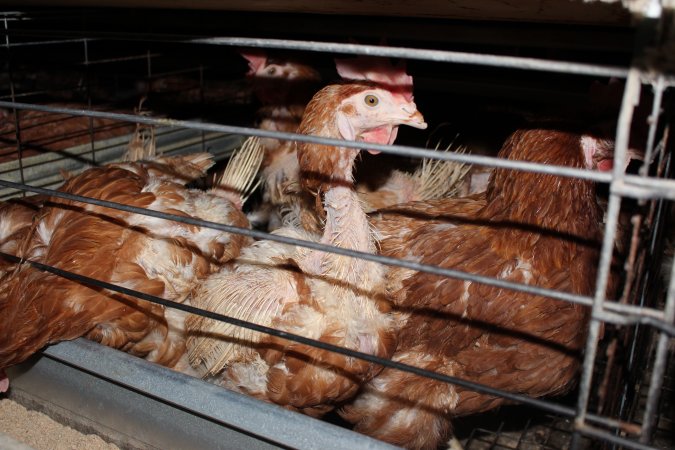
[
  {"xmin": 340, "ymin": 127, "xmax": 616, "ymax": 449},
  {"xmin": 186, "ymin": 81, "xmax": 427, "ymax": 416},
  {"xmin": 242, "ymin": 51, "xmax": 466, "ymax": 230},
  {"xmin": 237, "ymin": 50, "xmax": 322, "ymax": 229},
  {"xmin": 0, "ymin": 152, "xmax": 253, "ymax": 392}
]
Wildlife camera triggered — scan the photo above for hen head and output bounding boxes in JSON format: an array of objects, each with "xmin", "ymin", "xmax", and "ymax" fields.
[
  {"xmin": 240, "ymin": 49, "xmax": 321, "ymax": 105},
  {"xmin": 335, "ymin": 84, "xmax": 426, "ymax": 148},
  {"xmin": 297, "ymin": 83, "xmax": 426, "ymax": 192}
]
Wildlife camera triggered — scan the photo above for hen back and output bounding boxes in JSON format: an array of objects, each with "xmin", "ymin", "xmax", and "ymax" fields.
[{"xmin": 342, "ymin": 128, "xmax": 607, "ymax": 449}]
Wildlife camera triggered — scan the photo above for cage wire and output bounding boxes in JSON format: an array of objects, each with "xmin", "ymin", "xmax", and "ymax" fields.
[{"xmin": 0, "ymin": 7, "xmax": 674, "ymax": 450}]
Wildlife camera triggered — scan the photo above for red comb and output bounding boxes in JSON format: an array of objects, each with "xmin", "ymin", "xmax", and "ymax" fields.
[
  {"xmin": 335, "ymin": 46, "xmax": 414, "ymax": 102},
  {"xmin": 239, "ymin": 49, "xmax": 268, "ymax": 76}
]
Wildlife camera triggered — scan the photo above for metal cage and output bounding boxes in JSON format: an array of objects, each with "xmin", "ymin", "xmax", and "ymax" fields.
[{"xmin": 0, "ymin": 5, "xmax": 673, "ymax": 450}]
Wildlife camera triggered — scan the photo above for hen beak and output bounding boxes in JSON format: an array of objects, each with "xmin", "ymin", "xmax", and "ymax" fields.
[{"xmin": 400, "ymin": 106, "xmax": 427, "ymax": 130}]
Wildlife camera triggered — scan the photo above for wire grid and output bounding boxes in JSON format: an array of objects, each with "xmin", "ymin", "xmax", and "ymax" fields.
[
  {"xmin": 460, "ymin": 411, "xmax": 583, "ymax": 450},
  {"xmin": 1, "ymin": 8, "xmax": 674, "ymax": 450}
]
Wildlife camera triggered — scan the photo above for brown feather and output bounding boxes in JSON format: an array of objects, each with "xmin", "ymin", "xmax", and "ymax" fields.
[{"xmin": 341, "ymin": 128, "xmax": 609, "ymax": 449}]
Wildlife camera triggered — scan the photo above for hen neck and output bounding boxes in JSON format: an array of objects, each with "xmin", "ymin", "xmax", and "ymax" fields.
[
  {"xmin": 298, "ymin": 142, "xmax": 379, "ymax": 288},
  {"xmin": 319, "ymin": 182, "xmax": 377, "ymax": 283},
  {"xmin": 295, "ymin": 86, "xmax": 383, "ymax": 286}
]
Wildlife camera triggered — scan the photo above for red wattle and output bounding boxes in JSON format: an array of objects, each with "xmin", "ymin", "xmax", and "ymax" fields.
[
  {"xmin": 0, "ymin": 369, "xmax": 8, "ymax": 393},
  {"xmin": 597, "ymin": 159, "xmax": 614, "ymax": 172}
]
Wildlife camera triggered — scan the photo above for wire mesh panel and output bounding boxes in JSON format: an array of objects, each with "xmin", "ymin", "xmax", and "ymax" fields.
[{"xmin": 0, "ymin": 5, "xmax": 673, "ymax": 450}]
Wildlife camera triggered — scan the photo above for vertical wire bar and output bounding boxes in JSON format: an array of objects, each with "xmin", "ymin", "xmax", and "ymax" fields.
[
  {"xmin": 488, "ymin": 421, "xmax": 504, "ymax": 450},
  {"xmin": 639, "ymin": 256, "xmax": 675, "ymax": 443},
  {"xmin": 83, "ymin": 38, "xmax": 96, "ymax": 165},
  {"xmin": 199, "ymin": 64, "xmax": 206, "ymax": 153},
  {"xmin": 514, "ymin": 418, "xmax": 532, "ymax": 450},
  {"xmin": 146, "ymin": 49, "xmax": 152, "ymax": 78},
  {"xmin": 4, "ymin": 17, "xmax": 26, "ymax": 196},
  {"xmin": 464, "ymin": 429, "xmax": 476, "ymax": 448},
  {"xmin": 571, "ymin": 68, "xmax": 643, "ymax": 449},
  {"xmin": 641, "ymin": 85, "xmax": 669, "ymax": 311},
  {"xmin": 647, "ymin": 131, "xmax": 670, "ymax": 265},
  {"xmin": 640, "ymin": 75, "xmax": 666, "ymax": 177},
  {"xmin": 638, "ymin": 78, "xmax": 675, "ymax": 441},
  {"xmin": 617, "ymin": 133, "xmax": 671, "ymax": 437}
]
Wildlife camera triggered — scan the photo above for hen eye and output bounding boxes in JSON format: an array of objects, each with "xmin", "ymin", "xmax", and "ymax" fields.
[
  {"xmin": 267, "ymin": 66, "xmax": 277, "ymax": 75},
  {"xmin": 364, "ymin": 94, "xmax": 379, "ymax": 107}
]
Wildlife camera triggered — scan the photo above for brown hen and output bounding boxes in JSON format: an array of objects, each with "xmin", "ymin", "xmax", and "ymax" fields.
[
  {"xmin": 0, "ymin": 153, "xmax": 250, "ymax": 392},
  {"xmin": 340, "ymin": 127, "xmax": 616, "ymax": 449},
  {"xmin": 241, "ymin": 51, "xmax": 467, "ymax": 231},
  {"xmin": 186, "ymin": 81, "xmax": 427, "ymax": 416}
]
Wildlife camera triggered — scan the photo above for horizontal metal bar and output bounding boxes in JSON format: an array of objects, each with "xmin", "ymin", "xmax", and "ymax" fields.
[
  {"xmin": 599, "ymin": 304, "xmax": 667, "ymax": 323},
  {"xmin": 191, "ymin": 37, "xmax": 632, "ymax": 78},
  {"xmin": 595, "ymin": 310, "xmax": 675, "ymax": 336},
  {"xmin": 0, "ymin": 100, "xmax": 614, "ymax": 183},
  {"xmin": 1, "ymin": 28, "xmax": 662, "ymax": 84},
  {"xmin": 3, "ymin": 37, "xmax": 91, "ymax": 48},
  {"xmin": 613, "ymin": 176, "xmax": 675, "ymax": 201},
  {"xmin": 0, "ymin": 25, "xmax": 640, "ymax": 78},
  {"xmin": 0, "ymin": 27, "xmax": 636, "ymax": 78},
  {"xmin": 80, "ymin": 52, "xmax": 162, "ymax": 66},
  {"xmin": 142, "ymin": 66, "xmax": 207, "ymax": 79},
  {"xmin": 0, "ymin": 87, "xmax": 85, "ymax": 100},
  {"xmin": 0, "ymin": 178, "xmax": 671, "ymax": 330},
  {"xmin": 0, "ymin": 12, "xmax": 25, "ymax": 19}
]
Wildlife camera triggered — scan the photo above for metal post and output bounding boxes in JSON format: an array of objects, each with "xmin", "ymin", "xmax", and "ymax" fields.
[
  {"xmin": 571, "ymin": 68, "xmax": 642, "ymax": 449},
  {"xmin": 83, "ymin": 38, "xmax": 96, "ymax": 165},
  {"xmin": 4, "ymin": 16, "xmax": 26, "ymax": 195}
]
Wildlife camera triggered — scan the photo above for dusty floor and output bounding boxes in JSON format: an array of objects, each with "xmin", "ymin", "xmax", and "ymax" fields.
[{"xmin": 0, "ymin": 397, "xmax": 119, "ymax": 450}]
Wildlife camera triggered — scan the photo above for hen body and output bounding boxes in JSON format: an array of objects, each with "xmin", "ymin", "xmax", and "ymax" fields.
[
  {"xmin": 186, "ymin": 82, "xmax": 427, "ymax": 416},
  {"xmin": 0, "ymin": 154, "xmax": 249, "ymax": 381},
  {"xmin": 341, "ymin": 128, "xmax": 610, "ymax": 449}
]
